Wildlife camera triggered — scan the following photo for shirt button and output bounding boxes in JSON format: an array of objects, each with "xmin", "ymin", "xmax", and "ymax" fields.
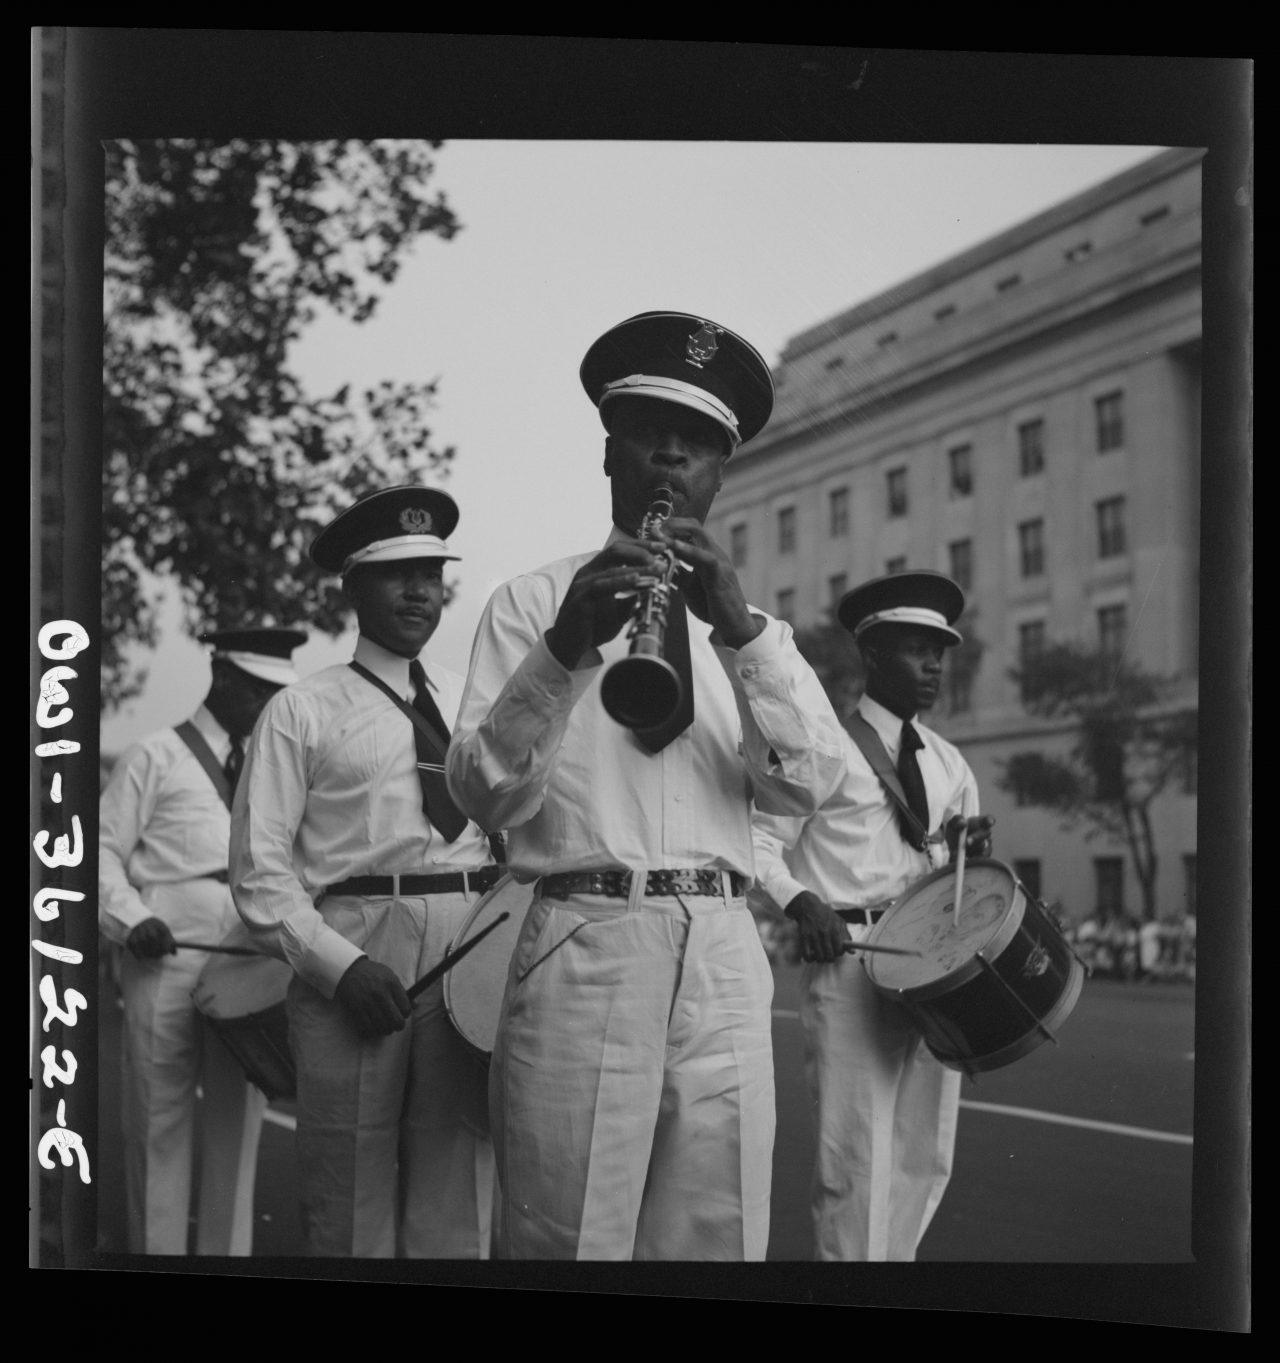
[{"xmin": 740, "ymin": 664, "xmax": 759, "ymax": 679}]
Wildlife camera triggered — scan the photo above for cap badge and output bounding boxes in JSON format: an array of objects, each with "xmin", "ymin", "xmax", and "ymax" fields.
[
  {"xmin": 685, "ymin": 322, "xmax": 722, "ymax": 369},
  {"xmin": 399, "ymin": 507, "xmax": 434, "ymax": 535}
]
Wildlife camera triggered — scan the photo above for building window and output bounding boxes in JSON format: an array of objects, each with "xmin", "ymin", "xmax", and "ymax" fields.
[
  {"xmin": 1094, "ymin": 857, "xmax": 1124, "ymax": 919},
  {"xmin": 1065, "ymin": 241, "xmax": 1094, "ymax": 263},
  {"xmin": 934, "ymin": 304, "xmax": 956, "ymax": 322},
  {"xmin": 876, "ymin": 331, "xmax": 898, "ymax": 348},
  {"xmin": 1018, "ymin": 518, "xmax": 1046, "ymax": 578},
  {"xmin": 1096, "ymin": 496, "xmax": 1127, "ymax": 557},
  {"xmin": 948, "ymin": 538, "xmax": 973, "ymax": 592},
  {"xmin": 885, "ymin": 557, "xmax": 907, "ymax": 576},
  {"xmin": 828, "ymin": 486, "xmax": 850, "ymax": 537},
  {"xmin": 1018, "ymin": 620, "xmax": 1045, "ymax": 702},
  {"xmin": 1095, "ymin": 390, "xmax": 1125, "ymax": 452},
  {"xmin": 887, "ymin": 468, "xmax": 908, "ymax": 518},
  {"xmin": 996, "ymin": 273, "xmax": 1022, "ymax": 292},
  {"xmin": 1014, "ymin": 859, "xmax": 1042, "ymax": 900},
  {"xmin": 948, "ymin": 444, "xmax": 973, "ymax": 498},
  {"xmin": 1183, "ymin": 854, "xmax": 1197, "ymax": 919},
  {"xmin": 947, "ymin": 662, "xmax": 973, "ymax": 714},
  {"xmin": 775, "ymin": 588, "xmax": 795, "ymax": 623},
  {"xmin": 1018, "ymin": 419, "xmax": 1045, "ymax": 476},
  {"xmin": 827, "ymin": 573, "xmax": 848, "ymax": 610},
  {"xmin": 1098, "ymin": 604, "xmax": 1128, "ymax": 660},
  {"xmin": 777, "ymin": 506, "xmax": 796, "ymax": 555},
  {"xmin": 824, "ymin": 355, "xmax": 845, "ymax": 371},
  {"xmin": 1140, "ymin": 204, "xmax": 1171, "ymax": 227},
  {"xmin": 729, "ymin": 522, "xmax": 748, "ymax": 569}
]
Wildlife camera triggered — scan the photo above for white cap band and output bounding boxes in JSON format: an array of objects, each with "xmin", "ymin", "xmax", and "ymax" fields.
[
  {"xmin": 853, "ymin": 606, "xmax": 963, "ymax": 645},
  {"xmin": 214, "ymin": 651, "xmax": 300, "ymax": 687},
  {"xmin": 341, "ymin": 534, "xmax": 462, "ymax": 574},
  {"xmin": 600, "ymin": 374, "xmax": 741, "ymax": 446}
]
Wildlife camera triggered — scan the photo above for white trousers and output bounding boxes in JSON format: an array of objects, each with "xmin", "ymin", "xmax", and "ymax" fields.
[
  {"xmin": 490, "ymin": 888, "xmax": 775, "ymax": 1261},
  {"xmin": 288, "ymin": 890, "xmax": 494, "ymax": 1258},
  {"xmin": 118, "ymin": 878, "xmax": 266, "ymax": 1256},
  {"xmin": 800, "ymin": 925, "xmax": 961, "ymax": 1262}
]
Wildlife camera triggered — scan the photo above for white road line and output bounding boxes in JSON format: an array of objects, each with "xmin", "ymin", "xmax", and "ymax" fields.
[
  {"xmin": 960, "ymin": 1099, "xmax": 1193, "ymax": 1145},
  {"xmin": 264, "ymin": 1108, "xmax": 297, "ymax": 1132},
  {"xmin": 770, "ymin": 1009, "xmax": 1192, "ymax": 1146}
]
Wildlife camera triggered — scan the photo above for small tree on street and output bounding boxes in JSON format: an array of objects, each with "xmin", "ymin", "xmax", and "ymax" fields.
[
  {"xmin": 101, "ymin": 138, "xmax": 462, "ymax": 709},
  {"xmin": 998, "ymin": 643, "xmax": 1197, "ymax": 922}
]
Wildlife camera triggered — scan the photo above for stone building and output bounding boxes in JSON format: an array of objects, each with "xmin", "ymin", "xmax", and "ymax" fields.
[{"xmin": 713, "ymin": 148, "xmax": 1202, "ymax": 925}]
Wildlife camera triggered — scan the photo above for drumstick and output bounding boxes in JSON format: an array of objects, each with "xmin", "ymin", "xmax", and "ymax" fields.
[
  {"xmin": 839, "ymin": 940, "xmax": 922, "ymax": 957},
  {"xmin": 407, "ymin": 912, "xmax": 511, "ymax": 1001},
  {"xmin": 953, "ymin": 828, "xmax": 967, "ymax": 931},
  {"xmin": 172, "ymin": 940, "xmax": 260, "ymax": 956}
]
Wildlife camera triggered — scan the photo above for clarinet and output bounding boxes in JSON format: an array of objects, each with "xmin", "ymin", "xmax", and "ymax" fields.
[{"xmin": 599, "ymin": 483, "xmax": 685, "ymax": 731}]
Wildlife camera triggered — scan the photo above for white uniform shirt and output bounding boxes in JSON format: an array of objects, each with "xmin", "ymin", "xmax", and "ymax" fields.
[
  {"xmin": 446, "ymin": 529, "xmax": 845, "ymax": 879},
  {"xmin": 99, "ymin": 705, "xmax": 237, "ymax": 944},
  {"xmin": 753, "ymin": 694, "xmax": 979, "ymax": 913},
  {"xmin": 230, "ymin": 636, "xmax": 492, "ymax": 994}
]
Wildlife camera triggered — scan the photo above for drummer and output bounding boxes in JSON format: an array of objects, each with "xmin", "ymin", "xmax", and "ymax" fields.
[
  {"xmin": 229, "ymin": 486, "xmax": 505, "ymax": 1259},
  {"xmin": 99, "ymin": 624, "xmax": 305, "ymax": 1255},
  {"xmin": 752, "ymin": 570, "xmax": 993, "ymax": 1261}
]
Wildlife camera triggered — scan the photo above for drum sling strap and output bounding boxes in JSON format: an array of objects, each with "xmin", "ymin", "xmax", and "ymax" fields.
[
  {"xmin": 847, "ymin": 713, "xmax": 945, "ymax": 854},
  {"xmin": 175, "ymin": 721, "xmax": 234, "ymax": 812},
  {"xmin": 348, "ymin": 662, "xmax": 506, "ymax": 865}
]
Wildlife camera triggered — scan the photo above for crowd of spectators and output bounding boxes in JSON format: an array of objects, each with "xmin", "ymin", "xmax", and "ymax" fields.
[{"xmin": 1067, "ymin": 913, "xmax": 1197, "ymax": 982}]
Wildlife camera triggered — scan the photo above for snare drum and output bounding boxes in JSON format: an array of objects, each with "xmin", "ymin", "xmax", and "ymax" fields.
[
  {"xmin": 443, "ymin": 875, "xmax": 533, "ymax": 1058},
  {"xmin": 863, "ymin": 859, "xmax": 1084, "ymax": 1076},
  {"xmin": 192, "ymin": 922, "xmax": 296, "ymax": 1101}
]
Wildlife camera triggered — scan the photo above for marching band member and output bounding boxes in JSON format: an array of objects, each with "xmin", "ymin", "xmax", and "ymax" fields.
[
  {"xmin": 752, "ymin": 571, "xmax": 993, "ymax": 1261},
  {"xmin": 229, "ymin": 488, "xmax": 503, "ymax": 1258},
  {"xmin": 447, "ymin": 311, "xmax": 845, "ymax": 1260},
  {"xmin": 99, "ymin": 625, "xmax": 305, "ymax": 1255}
]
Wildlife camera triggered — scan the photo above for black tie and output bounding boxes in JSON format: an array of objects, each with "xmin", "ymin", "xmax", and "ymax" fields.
[
  {"xmin": 897, "ymin": 721, "xmax": 931, "ymax": 851},
  {"xmin": 223, "ymin": 736, "xmax": 244, "ymax": 797},
  {"xmin": 636, "ymin": 586, "xmax": 696, "ymax": 753},
  {"xmin": 408, "ymin": 660, "xmax": 469, "ymax": 842}
]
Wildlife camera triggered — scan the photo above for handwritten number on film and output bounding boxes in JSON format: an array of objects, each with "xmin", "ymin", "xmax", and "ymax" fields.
[{"xmin": 33, "ymin": 620, "xmax": 92, "ymax": 1184}]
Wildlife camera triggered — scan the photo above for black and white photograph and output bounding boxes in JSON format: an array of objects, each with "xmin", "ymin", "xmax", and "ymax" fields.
[{"xmin": 31, "ymin": 34, "xmax": 1250, "ymax": 1327}]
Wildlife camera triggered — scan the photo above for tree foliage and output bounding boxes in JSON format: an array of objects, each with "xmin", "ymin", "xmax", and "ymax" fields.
[
  {"xmin": 998, "ymin": 642, "xmax": 1197, "ymax": 921},
  {"xmin": 102, "ymin": 139, "xmax": 462, "ymax": 709}
]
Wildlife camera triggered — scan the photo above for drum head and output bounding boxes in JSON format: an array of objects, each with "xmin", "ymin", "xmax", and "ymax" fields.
[
  {"xmin": 864, "ymin": 859, "xmax": 1020, "ymax": 992},
  {"xmin": 191, "ymin": 920, "xmax": 293, "ymax": 1020},
  {"xmin": 444, "ymin": 875, "xmax": 534, "ymax": 1056}
]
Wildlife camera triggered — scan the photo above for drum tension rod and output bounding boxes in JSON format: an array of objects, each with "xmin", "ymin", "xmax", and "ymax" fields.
[{"xmin": 974, "ymin": 952, "xmax": 1058, "ymax": 1046}]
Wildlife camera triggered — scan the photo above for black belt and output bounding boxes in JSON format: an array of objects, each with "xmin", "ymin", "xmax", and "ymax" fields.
[
  {"xmin": 326, "ymin": 867, "xmax": 504, "ymax": 898},
  {"xmin": 836, "ymin": 905, "xmax": 892, "ymax": 926},
  {"xmin": 540, "ymin": 869, "xmax": 747, "ymax": 900}
]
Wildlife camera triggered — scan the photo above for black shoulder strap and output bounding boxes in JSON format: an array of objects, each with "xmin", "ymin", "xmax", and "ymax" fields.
[
  {"xmin": 174, "ymin": 721, "xmax": 233, "ymax": 812},
  {"xmin": 847, "ymin": 712, "xmax": 936, "ymax": 849},
  {"xmin": 348, "ymin": 662, "xmax": 507, "ymax": 865},
  {"xmin": 348, "ymin": 661, "xmax": 449, "ymax": 762}
]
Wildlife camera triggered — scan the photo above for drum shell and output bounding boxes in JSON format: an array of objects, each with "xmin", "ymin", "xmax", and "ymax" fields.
[
  {"xmin": 443, "ymin": 875, "xmax": 533, "ymax": 1059},
  {"xmin": 192, "ymin": 924, "xmax": 296, "ymax": 1101},
  {"xmin": 866, "ymin": 861, "xmax": 1084, "ymax": 1075},
  {"xmin": 202, "ymin": 1003, "xmax": 295, "ymax": 1102}
]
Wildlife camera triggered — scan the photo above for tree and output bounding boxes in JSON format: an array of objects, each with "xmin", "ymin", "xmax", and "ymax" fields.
[
  {"xmin": 998, "ymin": 643, "xmax": 1197, "ymax": 922},
  {"xmin": 102, "ymin": 139, "xmax": 462, "ymax": 709}
]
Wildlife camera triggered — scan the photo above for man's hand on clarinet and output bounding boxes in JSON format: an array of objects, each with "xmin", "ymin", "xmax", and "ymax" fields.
[
  {"xmin": 785, "ymin": 891, "xmax": 851, "ymax": 965},
  {"xmin": 946, "ymin": 814, "xmax": 995, "ymax": 863},
  {"xmin": 335, "ymin": 957, "xmax": 412, "ymax": 1039},
  {"xmin": 126, "ymin": 916, "xmax": 177, "ymax": 959},
  {"xmin": 546, "ymin": 540, "xmax": 666, "ymax": 670},
  {"xmin": 657, "ymin": 518, "xmax": 765, "ymax": 651}
]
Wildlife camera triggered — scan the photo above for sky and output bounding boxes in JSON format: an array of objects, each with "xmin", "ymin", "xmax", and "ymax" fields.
[{"xmin": 100, "ymin": 139, "xmax": 1168, "ymax": 753}]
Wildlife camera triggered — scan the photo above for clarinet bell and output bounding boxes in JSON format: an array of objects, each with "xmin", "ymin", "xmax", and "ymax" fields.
[{"xmin": 600, "ymin": 652, "xmax": 684, "ymax": 731}]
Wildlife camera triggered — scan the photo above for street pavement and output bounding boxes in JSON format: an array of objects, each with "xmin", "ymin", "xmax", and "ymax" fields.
[{"xmin": 91, "ymin": 964, "xmax": 1195, "ymax": 1266}]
